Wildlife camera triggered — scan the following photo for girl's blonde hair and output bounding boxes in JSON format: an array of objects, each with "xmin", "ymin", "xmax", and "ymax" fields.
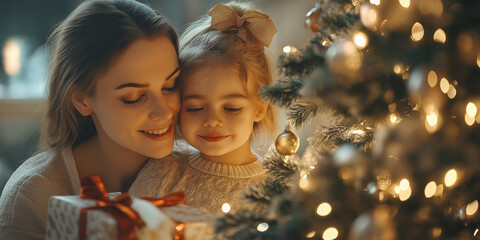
[
  {"xmin": 43, "ymin": 0, "xmax": 178, "ymax": 151},
  {"xmin": 179, "ymin": 1, "xmax": 277, "ymax": 146}
]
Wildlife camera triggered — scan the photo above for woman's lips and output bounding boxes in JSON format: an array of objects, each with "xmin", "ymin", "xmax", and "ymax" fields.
[
  {"xmin": 199, "ymin": 134, "xmax": 228, "ymax": 142},
  {"xmin": 139, "ymin": 125, "xmax": 172, "ymax": 141}
]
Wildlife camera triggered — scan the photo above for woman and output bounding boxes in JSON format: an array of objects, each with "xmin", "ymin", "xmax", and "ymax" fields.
[{"xmin": 0, "ymin": 0, "xmax": 180, "ymax": 239}]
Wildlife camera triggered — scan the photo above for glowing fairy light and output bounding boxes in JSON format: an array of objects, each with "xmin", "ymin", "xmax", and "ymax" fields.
[
  {"xmin": 299, "ymin": 177, "xmax": 310, "ymax": 190},
  {"xmin": 222, "ymin": 203, "xmax": 231, "ymax": 213},
  {"xmin": 370, "ymin": 0, "xmax": 380, "ymax": 5},
  {"xmin": 353, "ymin": 32, "xmax": 369, "ymax": 49},
  {"xmin": 466, "ymin": 102, "xmax": 477, "ymax": 117},
  {"xmin": 306, "ymin": 231, "xmax": 316, "ymax": 238},
  {"xmin": 411, "ymin": 22, "xmax": 425, "ymax": 41},
  {"xmin": 435, "ymin": 184, "xmax": 444, "ymax": 197},
  {"xmin": 389, "ymin": 113, "xmax": 399, "ymax": 124},
  {"xmin": 444, "ymin": 169, "xmax": 457, "ymax": 187},
  {"xmin": 477, "ymin": 54, "xmax": 480, "ymax": 68},
  {"xmin": 399, "ymin": 179, "xmax": 410, "ymax": 191},
  {"xmin": 316, "ymin": 202, "xmax": 332, "ymax": 216},
  {"xmin": 424, "ymin": 181, "xmax": 437, "ymax": 198},
  {"xmin": 257, "ymin": 222, "xmax": 269, "ymax": 232},
  {"xmin": 439, "ymin": 78, "xmax": 450, "ymax": 93},
  {"xmin": 474, "ymin": 228, "xmax": 479, "ymax": 236},
  {"xmin": 322, "ymin": 227, "xmax": 339, "ymax": 240},
  {"xmin": 399, "ymin": 0, "xmax": 410, "ymax": 8},
  {"xmin": 394, "ymin": 185, "xmax": 400, "ymax": 194},
  {"xmin": 433, "ymin": 29, "xmax": 446, "ymax": 43},
  {"xmin": 360, "ymin": 6, "xmax": 378, "ymax": 28},
  {"xmin": 465, "ymin": 114, "xmax": 475, "ymax": 126},
  {"xmin": 433, "ymin": 227, "xmax": 442, "ymax": 237},
  {"xmin": 2, "ymin": 39, "xmax": 22, "ymax": 76},
  {"xmin": 426, "ymin": 112, "xmax": 438, "ymax": 127},
  {"xmin": 466, "ymin": 200, "xmax": 478, "ymax": 216},
  {"xmin": 379, "ymin": 191, "xmax": 385, "ymax": 201},
  {"xmin": 447, "ymin": 85, "xmax": 456, "ymax": 99},
  {"xmin": 283, "ymin": 46, "xmax": 297, "ymax": 54},
  {"xmin": 393, "ymin": 64, "xmax": 402, "ymax": 74},
  {"xmin": 427, "ymin": 71, "xmax": 437, "ymax": 87},
  {"xmin": 399, "ymin": 186, "xmax": 412, "ymax": 201}
]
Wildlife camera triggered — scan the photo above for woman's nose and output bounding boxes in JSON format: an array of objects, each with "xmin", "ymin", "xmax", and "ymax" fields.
[{"xmin": 149, "ymin": 95, "xmax": 174, "ymax": 122}]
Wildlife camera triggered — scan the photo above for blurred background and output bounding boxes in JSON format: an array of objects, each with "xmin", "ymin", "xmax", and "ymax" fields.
[{"xmin": 0, "ymin": 0, "xmax": 326, "ymax": 193}]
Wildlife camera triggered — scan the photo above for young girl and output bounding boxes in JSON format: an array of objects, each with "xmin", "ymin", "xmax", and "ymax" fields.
[
  {"xmin": 130, "ymin": 2, "xmax": 277, "ymax": 215},
  {"xmin": 0, "ymin": 0, "xmax": 180, "ymax": 238}
]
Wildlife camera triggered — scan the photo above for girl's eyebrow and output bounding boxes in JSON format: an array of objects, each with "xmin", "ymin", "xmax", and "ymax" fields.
[{"xmin": 166, "ymin": 66, "xmax": 180, "ymax": 80}]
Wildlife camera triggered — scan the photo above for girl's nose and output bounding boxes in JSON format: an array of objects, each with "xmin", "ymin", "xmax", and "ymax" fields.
[{"xmin": 203, "ymin": 110, "xmax": 223, "ymax": 128}]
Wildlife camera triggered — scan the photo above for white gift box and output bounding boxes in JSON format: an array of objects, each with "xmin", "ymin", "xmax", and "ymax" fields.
[{"xmin": 46, "ymin": 193, "xmax": 216, "ymax": 240}]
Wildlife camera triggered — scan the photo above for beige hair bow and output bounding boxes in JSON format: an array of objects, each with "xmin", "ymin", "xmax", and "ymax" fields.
[{"xmin": 208, "ymin": 4, "xmax": 277, "ymax": 48}]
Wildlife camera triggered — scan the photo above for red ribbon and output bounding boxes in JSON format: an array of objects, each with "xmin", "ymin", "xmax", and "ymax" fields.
[{"xmin": 79, "ymin": 174, "xmax": 186, "ymax": 240}]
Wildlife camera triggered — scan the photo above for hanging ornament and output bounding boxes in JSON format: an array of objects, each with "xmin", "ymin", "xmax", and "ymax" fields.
[
  {"xmin": 275, "ymin": 125, "xmax": 300, "ymax": 155},
  {"xmin": 325, "ymin": 39, "xmax": 364, "ymax": 86},
  {"xmin": 305, "ymin": 3, "xmax": 323, "ymax": 32}
]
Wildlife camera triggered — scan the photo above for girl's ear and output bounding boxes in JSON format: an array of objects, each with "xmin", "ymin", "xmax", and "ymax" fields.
[
  {"xmin": 254, "ymin": 102, "xmax": 268, "ymax": 123},
  {"xmin": 72, "ymin": 93, "xmax": 93, "ymax": 116}
]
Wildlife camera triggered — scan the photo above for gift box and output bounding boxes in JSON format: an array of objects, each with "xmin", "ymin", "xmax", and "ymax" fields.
[{"xmin": 46, "ymin": 175, "xmax": 216, "ymax": 240}]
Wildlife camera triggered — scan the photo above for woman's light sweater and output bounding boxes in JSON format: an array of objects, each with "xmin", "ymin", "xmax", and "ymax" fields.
[{"xmin": 129, "ymin": 150, "xmax": 265, "ymax": 215}]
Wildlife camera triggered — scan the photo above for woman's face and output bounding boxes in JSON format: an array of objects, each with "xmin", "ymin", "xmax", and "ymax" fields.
[
  {"xmin": 179, "ymin": 65, "xmax": 264, "ymax": 157},
  {"xmin": 81, "ymin": 36, "xmax": 180, "ymax": 159}
]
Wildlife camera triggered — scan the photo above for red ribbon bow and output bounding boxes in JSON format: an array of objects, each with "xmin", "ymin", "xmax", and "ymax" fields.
[{"xmin": 79, "ymin": 174, "xmax": 186, "ymax": 240}]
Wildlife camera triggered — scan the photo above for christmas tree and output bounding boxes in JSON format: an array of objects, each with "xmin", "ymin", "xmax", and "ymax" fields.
[{"xmin": 216, "ymin": 0, "xmax": 480, "ymax": 239}]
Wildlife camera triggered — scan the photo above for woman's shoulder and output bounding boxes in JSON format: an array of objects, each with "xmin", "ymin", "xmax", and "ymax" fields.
[
  {"xmin": 1, "ymin": 150, "xmax": 73, "ymax": 197},
  {"xmin": 0, "ymin": 150, "xmax": 74, "ymax": 234}
]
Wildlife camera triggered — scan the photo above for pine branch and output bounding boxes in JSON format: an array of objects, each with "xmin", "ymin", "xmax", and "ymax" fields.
[
  {"xmin": 260, "ymin": 78, "xmax": 304, "ymax": 107},
  {"xmin": 287, "ymin": 102, "xmax": 319, "ymax": 129}
]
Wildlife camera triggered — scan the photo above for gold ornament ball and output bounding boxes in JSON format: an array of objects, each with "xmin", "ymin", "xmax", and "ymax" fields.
[
  {"xmin": 305, "ymin": 3, "xmax": 323, "ymax": 32},
  {"xmin": 275, "ymin": 127, "xmax": 300, "ymax": 155}
]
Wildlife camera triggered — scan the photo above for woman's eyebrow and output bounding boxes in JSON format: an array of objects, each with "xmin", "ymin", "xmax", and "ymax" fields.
[{"xmin": 166, "ymin": 66, "xmax": 180, "ymax": 80}]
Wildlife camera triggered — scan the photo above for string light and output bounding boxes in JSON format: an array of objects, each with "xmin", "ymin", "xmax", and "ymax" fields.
[
  {"xmin": 465, "ymin": 114, "xmax": 475, "ymax": 126},
  {"xmin": 427, "ymin": 71, "xmax": 437, "ymax": 87},
  {"xmin": 360, "ymin": 5, "xmax": 378, "ymax": 28},
  {"xmin": 306, "ymin": 231, "xmax": 316, "ymax": 238},
  {"xmin": 433, "ymin": 29, "xmax": 446, "ymax": 43},
  {"xmin": 444, "ymin": 169, "xmax": 457, "ymax": 187},
  {"xmin": 257, "ymin": 223, "xmax": 269, "ymax": 232},
  {"xmin": 433, "ymin": 227, "xmax": 442, "ymax": 237},
  {"xmin": 466, "ymin": 200, "xmax": 478, "ymax": 216},
  {"xmin": 477, "ymin": 54, "xmax": 480, "ymax": 68},
  {"xmin": 353, "ymin": 32, "xmax": 369, "ymax": 49},
  {"xmin": 411, "ymin": 22, "xmax": 425, "ymax": 41},
  {"xmin": 400, "ymin": 179, "xmax": 410, "ymax": 191},
  {"xmin": 370, "ymin": 0, "xmax": 380, "ymax": 5},
  {"xmin": 283, "ymin": 46, "xmax": 297, "ymax": 54},
  {"xmin": 316, "ymin": 202, "xmax": 332, "ymax": 216},
  {"xmin": 2, "ymin": 39, "xmax": 22, "ymax": 76},
  {"xmin": 322, "ymin": 227, "xmax": 339, "ymax": 240},
  {"xmin": 393, "ymin": 64, "xmax": 402, "ymax": 74},
  {"xmin": 447, "ymin": 85, "xmax": 456, "ymax": 99},
  {"xmin": 466, "ymin": 102, "xmax": 477, "ymax": 117},
  {"xmin": 399, "ymin": 0, "xmax": 410, "ymax": 8},
  {"xmin": 222, "ymin": 203, "xmax": 231, "ymax": 213},
  {"xmin": 424, "ymin": 181, "xmax": 436, "ymax": 198},
  {"xmin": 399, "ymin": 186, "xmax": 412, "ymax": 201},
  {"xmin": 439, "ymin": 78, "xmax": 449, "ymax": 93}
]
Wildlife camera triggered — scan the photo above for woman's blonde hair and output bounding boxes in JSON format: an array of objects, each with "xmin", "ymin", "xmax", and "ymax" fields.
[
  {"xmin": 43, "ymin": 0, "xmax": 178, "ymax": 152},
  {"xmin": 178, "ymin": 1, "xmax": 277, "ymax": 146}
]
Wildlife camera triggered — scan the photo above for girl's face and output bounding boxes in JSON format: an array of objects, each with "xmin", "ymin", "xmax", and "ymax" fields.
[
  {"xmin": 180, "ymin": 65, "xmax": 264, "ymax": 157},
  {"xmin": 79, "ymin": 36, "xmax": 180, "ymax": 159}
]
